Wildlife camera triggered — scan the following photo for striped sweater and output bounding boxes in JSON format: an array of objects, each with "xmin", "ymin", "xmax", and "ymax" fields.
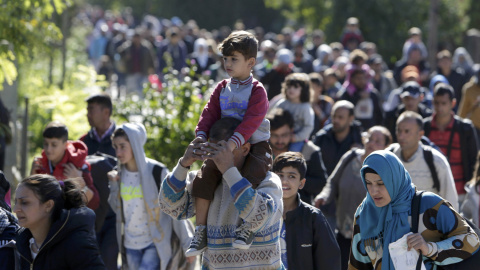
[
  {"xmin": 196, "ymin": 75, "xmax": 270, "ymax": 148},
  {"xmin": 159, "ymin": 162, "xmax": 284, "ymax": 270}
]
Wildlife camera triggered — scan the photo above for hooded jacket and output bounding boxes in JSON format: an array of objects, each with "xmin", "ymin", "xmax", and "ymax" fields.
[
  {"xmin": 0, "ymin": 207, "xmax": 18, "ymax": 270},
  {"xmin": 16, "ymin": 207, "xmax": 105, "ymax": 270},
  {"xmin": 34, "ymin": 140, "xmax": 100, "ymax": 210},
  {"xmin": 108, "ymin": 123, "xmax": 194, "ymax": 270}
]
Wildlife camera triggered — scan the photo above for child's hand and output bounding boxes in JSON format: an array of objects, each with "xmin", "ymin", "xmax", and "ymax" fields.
[
  {"xmin": 181, "ymin": 137, "xmax": 207, "ymax": 167},
  {"xmin": 30, "ymin": 157, "xmax": 43, "ymax": 175},
  {"xmin": 63, "ymin": 163, "xmax": 82, "ymax": 178},
  {"xmin": 107, "ymin": 170, "xmax": 120, "ymax": 182}
]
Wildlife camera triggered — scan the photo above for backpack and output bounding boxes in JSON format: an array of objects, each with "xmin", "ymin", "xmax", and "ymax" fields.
[
  {"xmin": 388, "ymin": 145, "xmax": 440, "ymax": 191},
  {"xmin": 411, "ymin": 191, "xmax": 480, "ymax": 270},
  {"xmin": 86, "ymin": 152, "xmax": 117, "ymax": 232}
]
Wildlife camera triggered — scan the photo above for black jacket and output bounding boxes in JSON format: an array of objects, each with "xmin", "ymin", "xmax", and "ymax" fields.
[
  {"xmin": 0, "ymin": 208, "xmax": 18, "ymax": 270},
  {"xmin": 284, "ymin": 195, "xmax": 341, "ymax": 270},
  {"xmin": 80, "ymin": 124, "xmax": 116, "ymax": 157},
  {"xmin": 424, "ymin": 115, "xmax": 479, "ymax": 183},
  {"xmin": 312, "ymin": 122, "xmax": 363, "ymax": 175},
  {"xmin": 299, "ymin": 141, "xmax": 328, "ymax": 205},
  {"xmin": 16, "ymin": 207, "xmax": 105, "ymax": 270},
  {"xmin": 385, "ymin": 103, "xmax": 432, "ymax": 142}
]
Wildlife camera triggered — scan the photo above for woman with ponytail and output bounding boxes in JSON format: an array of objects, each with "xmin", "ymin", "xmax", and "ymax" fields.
[{"xmin": 14, "ymin": 174, "xmax": 105, "ymax": 269}]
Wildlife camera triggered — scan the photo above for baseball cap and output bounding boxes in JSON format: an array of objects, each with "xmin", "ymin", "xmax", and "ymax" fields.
[
  {"xmin": 401, "ymin": 65, "xmax": 419, "ymax": 81},
  {"xmin": 400, "ymin": 81, "xmax": 422, "ymax": 98}
]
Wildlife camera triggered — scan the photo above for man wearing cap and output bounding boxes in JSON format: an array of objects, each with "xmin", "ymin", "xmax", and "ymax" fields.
[
  {"xmin": 384, "ymin": 65, "xmax": 427, "ymax": 112},
  {"xmin": 384, "ymin": 81, "xmax": 432, "ymax": 142},
  {"xmin": 368, "ymin": 53, "xmax": 397, "ymax": 106}
]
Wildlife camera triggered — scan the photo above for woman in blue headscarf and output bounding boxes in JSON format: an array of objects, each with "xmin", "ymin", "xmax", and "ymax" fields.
[{"xmin": 348, "ymin": 150, "xmax": 479, "ymax": 270}]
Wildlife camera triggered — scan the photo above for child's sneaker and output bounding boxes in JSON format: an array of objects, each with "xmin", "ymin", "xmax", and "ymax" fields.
[
  {"xmin": 186, "ymin": 225, "xmax": 207, "ymax": 257},
  {"xmin": 232, "ymin": 222, "xmax": 255, "ymax": 249}
]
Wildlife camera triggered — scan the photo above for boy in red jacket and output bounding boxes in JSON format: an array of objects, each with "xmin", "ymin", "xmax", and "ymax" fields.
[{"xmin": 31, "ymin": 121, "xmax": 99, "ymax": 210}]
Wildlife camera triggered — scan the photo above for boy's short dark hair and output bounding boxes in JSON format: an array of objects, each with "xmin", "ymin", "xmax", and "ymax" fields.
[
  {"xmin": 273, "ymin": 151, "xmax": 307, "ymax": 179},
  {"xmin": 267, "ymin": 108, "xmax": 294, "ymax": 131},
  {"xmin": 86, "ymin": 93, "xmax": 113, "ymax": 116},
  {"xmin": 209, "ymin": 117, "xmax": 242, "ymax": 141},
  {"xmin": 282, "ymin": 73, "xmax": 311, "ymax": 103},
  {"xmin": 43, "ymin": 121, "xmax": 68, "ymax": 142},
  {"xmin": 218, "ymin": 30, "xmax": 258, "ymax": 60},
  {"xmin": 433, "ymin": 82, "xmax": 455, "ymax": 101}
]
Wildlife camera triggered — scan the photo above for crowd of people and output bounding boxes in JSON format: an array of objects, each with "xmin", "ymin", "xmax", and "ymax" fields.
[{"xmin": 1, "ymin": 5, "xmax": 480, "ymax": 270}]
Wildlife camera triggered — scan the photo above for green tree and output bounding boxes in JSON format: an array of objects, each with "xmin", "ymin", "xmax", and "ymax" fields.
[
  {"xmin": 0, "ymin": 0, "xmax": 68, "ymax": 90},
  {"xmin": 89, "ymin": 0, "xmax": 285, "ymax": 31},
  {"xmin": 114, "ymin": 72, "xmax": 211, "ymax": 169},
  {"xmin": 264, "ymin": 0, "xmax": 329, "ymax": 31},
  {"xmin": 467, "ymin": 0, "xmax": 480, "ymax": 29}
]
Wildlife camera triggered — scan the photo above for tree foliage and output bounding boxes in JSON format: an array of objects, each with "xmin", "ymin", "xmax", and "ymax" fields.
[
  {"xmin": 0, "ymin": 0, "xmax": 70, "ymax": 90},
  {"xmin": 264, "ymin": 0, "xmax": 330, "ymax": 31},
  {"xmin": 114, "ymin": 71, "xmax": 212, "ymax": 170}
]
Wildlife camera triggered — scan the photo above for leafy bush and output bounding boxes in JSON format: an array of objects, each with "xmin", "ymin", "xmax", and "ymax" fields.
[{"xmin": 114, "ymin": 71, "xmax": 213, "ymax": 170}]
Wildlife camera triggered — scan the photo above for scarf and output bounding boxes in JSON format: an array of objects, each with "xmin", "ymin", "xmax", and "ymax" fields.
[{"xmin": 356, "ymin": 150, "xmax": 415, "ymax": 270}]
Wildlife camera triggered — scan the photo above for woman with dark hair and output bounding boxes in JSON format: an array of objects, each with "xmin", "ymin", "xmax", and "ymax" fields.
[
  {"xmin": 14, "ymin": 174, "xmax": 105, "ymax": 269},
  {"xmin": 348, "ymin": 150, "xmax": 479, "ymax": 270}
]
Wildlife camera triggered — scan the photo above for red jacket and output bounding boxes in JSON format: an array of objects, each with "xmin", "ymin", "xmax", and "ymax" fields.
[{"xmin": 34, "ymin": 140, "xmax": 100, "ymax": 210}]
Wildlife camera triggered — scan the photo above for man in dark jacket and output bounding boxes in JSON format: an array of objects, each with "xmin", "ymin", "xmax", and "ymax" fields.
[
  {"xmin": 80, "ymin": 93, "xmax": 118, "ymax": 270},
  {"xmin": 312, "ymin": 100, "xmax": 363, "ymax": 175},
  {"xmin": 81, "ymin": 93, "xmax": 116, "ymax": 157},
  {"xmin": 430, "ymin": 50, "xmax": 469, "ymax": 109},
  {"xmin": 267, "ymin": 108, "xmax": 328, "ymax": 205},
  {"xmin": 312, "ymin": 100, "xmax": 363, "ymax": 229},
  {"xmin": 424, "ymin": 83, "xmax": 479, "ymax": 205},
  {"xmin": 273, "ymin": 152, "xmax": 340, "ymax": 269},
  {"xmin": 384, "ymin": 81, "xmax": 432, "ymax": 142}
]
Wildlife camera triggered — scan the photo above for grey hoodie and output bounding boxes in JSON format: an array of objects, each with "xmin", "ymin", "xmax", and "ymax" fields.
[{"xmin": 108, "ymin": 123, "xmax": 195, "ymax": 270}]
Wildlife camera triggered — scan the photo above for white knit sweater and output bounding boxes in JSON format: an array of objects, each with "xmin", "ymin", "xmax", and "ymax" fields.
[{"xmin": 159, "ymin": 162, "xmax": 285, "ymax": 270}]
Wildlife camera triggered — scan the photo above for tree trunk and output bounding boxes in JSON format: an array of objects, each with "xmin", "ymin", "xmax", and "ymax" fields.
[{"xmin": 427, "ymin": 0, "xmax": 439, "ymax": 70}]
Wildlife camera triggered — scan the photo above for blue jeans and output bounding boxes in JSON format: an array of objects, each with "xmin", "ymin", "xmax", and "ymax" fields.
[{"xmin": 125, "ymin": 243, "xmax": 160, "ymax": 270}]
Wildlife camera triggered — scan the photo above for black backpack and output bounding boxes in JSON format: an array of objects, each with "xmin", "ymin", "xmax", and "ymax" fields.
[
  {"xmin": 411, "ymin": 191, "xmax": 480, "ymax": 270},
  {"xmin": 86, "ymin": 152, "xmax": 117, "ymax": 232}
]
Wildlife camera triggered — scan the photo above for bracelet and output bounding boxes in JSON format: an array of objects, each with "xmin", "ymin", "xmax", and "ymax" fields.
[{"xmin": 179, "ymin": 157, "xmax": 191, "ymax": 169}]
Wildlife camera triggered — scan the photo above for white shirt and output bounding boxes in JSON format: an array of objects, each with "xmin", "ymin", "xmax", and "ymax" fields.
[
  {"xmin": 121, "ymin": 168, "xmax": 152, "ymax": 249},
  {"xmin": 391, "ymin": 142, "xmax": 459, "ymax": 210}
]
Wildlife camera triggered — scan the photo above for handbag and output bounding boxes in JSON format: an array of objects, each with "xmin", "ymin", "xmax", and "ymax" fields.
[{"xmin": 411, "ymin": 191, "xmax": 480, "ymax": 270}]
